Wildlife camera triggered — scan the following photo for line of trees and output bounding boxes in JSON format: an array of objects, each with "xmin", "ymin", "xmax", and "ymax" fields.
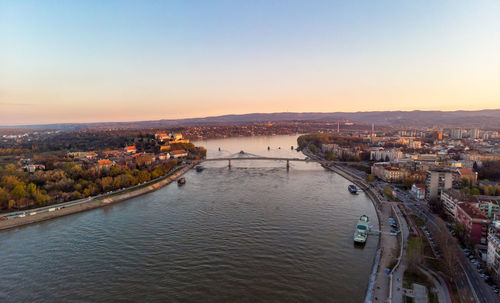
[{"xmin": 0, "ymin": 159, "xmax": 178, "ymax": 212}]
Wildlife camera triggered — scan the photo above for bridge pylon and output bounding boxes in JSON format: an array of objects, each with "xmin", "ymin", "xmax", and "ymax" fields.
[{"xmin": 228, "ymin": 159, "xmax": 232, "ymax": 168}]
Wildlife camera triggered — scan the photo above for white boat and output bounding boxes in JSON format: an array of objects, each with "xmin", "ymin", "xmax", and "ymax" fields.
[{"xmin": 354, "ymin": 215, "xmax": 370, "ymax": 244}]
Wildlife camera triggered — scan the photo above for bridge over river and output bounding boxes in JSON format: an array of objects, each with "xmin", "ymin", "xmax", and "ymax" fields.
[{"xmin": 199, "ymin": 152, "xmax": 324, "ymax": 168}]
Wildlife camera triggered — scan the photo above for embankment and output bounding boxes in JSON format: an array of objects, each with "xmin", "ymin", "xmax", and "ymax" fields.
[{"xmin": 0, "ymin": 163, "xmax": 196, "ymax": 231}]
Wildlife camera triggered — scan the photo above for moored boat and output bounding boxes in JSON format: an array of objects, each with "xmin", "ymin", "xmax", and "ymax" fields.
[
  {"xmin": 196, "ymin": 165, "xmax": 204, "ymax": 172},
  {"xmin": 353, "ymin": 215, "xmax": 369, "ymax": 244},
  {"xmin": 348, "ymin": 184, "xmax": 358, "ymax": 194},
  {"xmin": 177, "ymin": 177, "xmax": 186, "ymax": 185}
]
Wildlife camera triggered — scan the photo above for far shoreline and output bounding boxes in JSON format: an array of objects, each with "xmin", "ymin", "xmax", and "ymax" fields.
[{"xmin": 0, "ymin": 163, "xmax": 197, "ymax": 231}]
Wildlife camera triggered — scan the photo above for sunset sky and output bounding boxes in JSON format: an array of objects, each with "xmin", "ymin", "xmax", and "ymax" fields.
[{"xmin": 1, "ymin": 1, "xmax": 499, "ymax": 125}]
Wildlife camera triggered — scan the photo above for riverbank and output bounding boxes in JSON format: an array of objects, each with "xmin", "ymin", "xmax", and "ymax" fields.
[
  {"xmin": 0, "ymin": 163, "xmax": 196, "ymax": 231},
  {"xmin": 302, "ymin": 149, "xmax": 404, "ymax": 303}
]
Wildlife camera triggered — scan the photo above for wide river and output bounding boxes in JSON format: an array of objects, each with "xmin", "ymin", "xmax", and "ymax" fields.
[{"xmin": 0, "ymin": 135, "xmax": 379, "ymax": 303}]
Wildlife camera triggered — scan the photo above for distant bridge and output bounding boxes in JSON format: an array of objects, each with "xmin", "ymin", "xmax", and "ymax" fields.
[{"xmin": 199, "ymin": 156, "xmax": 323, "ymax": 168}]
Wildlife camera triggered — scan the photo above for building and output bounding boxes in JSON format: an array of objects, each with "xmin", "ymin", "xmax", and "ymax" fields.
[
  {"xmin": 170, "ymin": 149, "xmax": 188, "ymax": 159},
  {"xmin": 425, "ymin": 170, "xmax": 453, "ymax": 201},
  {"xmin": 160, "ymin": 145, "xmax": 171, "ymax": 152},
  {"xmin": 67, "ymin": 151, "xmax": 97, "ymax": 160},
  {"xmin": 457, "ymin": 168, "xmax": 478, "ymax": 186},
  {"xmin": 158, "ymin": 153, "xmax": 171, "ymax": 161},
  {"xmin": 124, "ymin": 146, "xmax": 137, "ymax": 154},
  {"xmin": 451, "ymin": 128, "xmax": 463, "ymax": 139},
  {"xmin": 372, "ymin": 163, "xmax": 409, "ymax": 183},
  {"xmin": 409, "ymin": 140, "xmax": 422, "ymax": 149},
  {"xmin": 97, "ymin": 159, "xmax": 114, "ymax": 170},
  {"xmin": 171, "ymin": 133, "xmax": 190, "ymax": 144},
  {"xmin": 411, "ymin": 184, "xmax": 426, "ymax": 200},
  {"xmin": 487, "ymin": 229, "xmax": 500, "ymax": 284},
  {"xmin": 471, "ymin": 128, "xmax": 480, "ymax": 139},
  {"xmin": 441, "ymin": 189, "xmax": 463, "ymax": 219},
  {"xmin": 456, "ymin": 202, "xmax": 490, "ymax": 245},
  {"xmin": 22, "ymin": 164, "xmax": 45, "ymax": 173},
  {"xmin": 370, "ymin": 149, "xmax": 404, "ymax": 162},
  {"xmin": 155, "ymin": 132, "xmax": 170, "ymax": 142}
]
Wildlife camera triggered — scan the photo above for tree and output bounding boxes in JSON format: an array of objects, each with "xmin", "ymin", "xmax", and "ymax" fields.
[
  {"xmin": 435, "ymin": 229, "xmax": 459, "ymax": 283},
  {"xmin": 325, "ymin": 152, "xmax": 337, "ymax": 161},
  {"xmin": 11, "ymin": 184, "xmax": 26, "ymax": 199},
  {"xmin": 100, "ymin": 177, "xmax": 113, "ymax": 191},
  {"xmin": 366, "ymin": 174, "xmax": 375, "ymax": 182},
  {"xmin": 470, "ymin": 188, "xmax": 480, "ymax": 195},
  {"xmin": 461, "ymin": 177, "xmax": 470, "ymax": 188},
  {"xmin": 135, "ymin": 155, "xmax": 152, "ymax": 168},
  {"xmin": 452, "ymin": 223, "xmax": 466, "ymax": 239},
  {"xmin": 70, "ymin": 191, "xmax": 82, "ymax": 200},
  {"xmin": 0, "ymin": 175, "xmax": 21, "ymax": 190},
  {"xmin": 0, "ymin": 187, "xmax": 11, "ymax": 209},
  {"xmin": 137, "ymin": 170, "xmax": 151, "ymax": 183},
  {"xmin": 35, "ymin": 193, "xmax": 50, "ymax": 206},
  {"xmin": 485, "ymin": 185, "xmax": 495, "ymax": 196},
  {"xmin": 383, "ymin": 185, "xmax": 394, "ymax": 200},
  {"xmin": 27, "ymin": 183, "xmax": 37, "ymax": 198},
  {"xmin": 4, "ymin": 163, "xmax": 17, "ymax": 172}
]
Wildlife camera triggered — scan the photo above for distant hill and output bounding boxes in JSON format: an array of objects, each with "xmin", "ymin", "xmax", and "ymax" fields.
[{"xmin": 2, "ymin": 109, "xmax": 500, "ymax": 130}]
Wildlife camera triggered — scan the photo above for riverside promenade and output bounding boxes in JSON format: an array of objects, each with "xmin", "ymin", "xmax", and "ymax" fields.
[
  {"xmin": 303, "ymin": 149, "xmax": 404, "ymax": 303},
  {"xmin": 0, "ymin": 163, "xmax": 196, "ymax": 231}
]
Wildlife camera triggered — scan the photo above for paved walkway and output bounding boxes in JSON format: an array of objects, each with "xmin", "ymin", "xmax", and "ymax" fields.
[
  {"xmin": 388, "ymin": 203, "xmax": 409, "ymax": 303},
  {"xmin": 420, "ymin": 267, "xmax": 453, "ymax": 303},
  {"xmin": 371, "ymin": 201, "xmax": 400, "ymax": 303}
]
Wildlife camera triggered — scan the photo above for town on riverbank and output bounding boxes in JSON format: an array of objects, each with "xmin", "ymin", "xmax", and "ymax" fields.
[
  {"xmin": 2, "ymin": 121, "xmax": 500, "ymax": 303},
  {"xmin": 298, "ymin": 129, "xmax": 500, "ymax": 303},
  {"xmin": 0, "ymin": 131, "xmax": 205, "ymax": 219}
]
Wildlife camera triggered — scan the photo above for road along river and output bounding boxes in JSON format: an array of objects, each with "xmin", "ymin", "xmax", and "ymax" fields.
[{"xmin": 0, "ymin": 135, "xmax": 379, "ymax": 302}]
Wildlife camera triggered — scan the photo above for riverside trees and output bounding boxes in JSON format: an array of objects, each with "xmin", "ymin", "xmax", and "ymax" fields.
[{"xmin": 0, "ymin": 159, "xmax": 178, "ymax": 212}]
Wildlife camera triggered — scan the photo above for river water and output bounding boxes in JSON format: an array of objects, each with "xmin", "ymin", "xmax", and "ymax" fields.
[{"xmin": 0, "ymin": 135, "xmax": 378, "ymax": 303}]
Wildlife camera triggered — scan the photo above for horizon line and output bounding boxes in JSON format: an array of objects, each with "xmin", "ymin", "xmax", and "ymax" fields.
[{"xmin": 1, "ymin": 108, "xmax": 500, "ymax": 128}]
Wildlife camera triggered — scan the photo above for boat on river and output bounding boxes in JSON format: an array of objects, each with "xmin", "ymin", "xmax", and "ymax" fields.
[
  {"xmin": 196, "ymin": 166, "xmax": 205, "ymax": 172},
  {"xmin": 353, "ymin": 215, "xmax": 369, "ymax": 244},
  {"xmin": 177, "ymin": 177, "xmax": 186, "ymax": 185},
  {"xmin": 348, "ymin": 184, "xmax": 358, "ymax": 194}
]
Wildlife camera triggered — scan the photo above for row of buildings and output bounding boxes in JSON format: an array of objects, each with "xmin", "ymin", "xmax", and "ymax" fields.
[{"xmin": 439, "ymin": 189, "xmax": 500, "ymax": 283}]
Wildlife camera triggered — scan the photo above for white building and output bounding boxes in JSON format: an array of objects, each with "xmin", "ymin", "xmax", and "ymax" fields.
[
  {"xmin": 370, "ymin": 149, "xmax": 404, "ymax": 162},
  {"xmin": 487, "ymin": 229, "xmax": 500, "ymax": 285},
  {"xmin": 441, "ymin": 190, "xmax": 461, "ymax": 219},
  {"xmin": 451, "ymin": 128, "xmax": 463, "ymax": 139},
  {"xmin": 411, "ymin": 184, "xmax": 425, "ymax": 200}
]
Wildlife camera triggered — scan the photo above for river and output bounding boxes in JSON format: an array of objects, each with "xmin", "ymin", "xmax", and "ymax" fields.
[{"xmin": 0, "ymin": 135, "xmax": 379, "ymax": 302}]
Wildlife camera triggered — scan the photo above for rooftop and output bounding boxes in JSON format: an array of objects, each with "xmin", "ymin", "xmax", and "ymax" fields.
[{"xmin": 458, "ymin": 202, "xmax": 489, "ymax": 220}]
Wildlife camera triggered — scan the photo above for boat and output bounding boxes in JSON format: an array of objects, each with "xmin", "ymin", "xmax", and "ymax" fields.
[
  {"xmin": 353, "ymin": 215, "xmax": 370, "ymax": 244},
  {"xmin": 348, "ymin": 184, "xmax": 358, "ymax": 194},
  {"xmin": 177, "ymin": 177, "xmax": 186, "ymax": 185},
  {"xmin": 196, "ymin": 166, "xmax": 204, "ymax": 172}
]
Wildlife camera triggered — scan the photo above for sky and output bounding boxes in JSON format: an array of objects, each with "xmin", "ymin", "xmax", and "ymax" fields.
[{"xmin": 1, "ymin": 0, "xmax": 500, "ymax": 125}]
